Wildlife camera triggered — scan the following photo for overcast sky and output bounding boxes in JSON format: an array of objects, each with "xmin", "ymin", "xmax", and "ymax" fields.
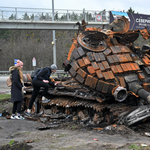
[{"xmin": 0, "ymin": 0, "xmax": 150, "ymax": 15}]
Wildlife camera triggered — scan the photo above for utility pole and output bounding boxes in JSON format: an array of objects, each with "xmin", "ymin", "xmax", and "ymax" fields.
[{"xmin": 52, "ymin": 0, "xmax": 56, "ymax": 65}]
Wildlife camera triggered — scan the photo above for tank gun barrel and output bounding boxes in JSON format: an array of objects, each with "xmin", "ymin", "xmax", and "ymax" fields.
[
  {"xmin": 125, "ymin": 74, "xmax": 150, "ymax": 103},
  {"xmin": 113, "ymin": 86, "xmax": 127, "ymax": 102},
  {"xmin": 137, "ymin": 88, "xmax": 150, "ymax": 103}
]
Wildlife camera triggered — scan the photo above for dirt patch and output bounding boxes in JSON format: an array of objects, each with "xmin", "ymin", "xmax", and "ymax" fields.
[
  {"xmin": 1, "ymin": 99, "xmax": 150, "ymax": 150},
  {"xmin": 0, "ymin": 98, "xmax": 12, "ymax": 115},
  {"xmin": 0, "ymin": 141, "xmax": 32, "ymax": 150},
  {"xmin": 0, "ymin": 118, "xmax": 150, "ymax": 150}
]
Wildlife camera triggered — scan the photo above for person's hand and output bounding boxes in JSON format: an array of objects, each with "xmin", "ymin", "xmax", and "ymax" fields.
[
  {"xmin": 54, "ymin": 81, "xmax": 60, "ymax": 86},
  {"xmin": 22, "ymin": 87, "xmax": 26, "ymax": 93},
  {"xmin": 43, "ymin": 80, "xmax": 49, "ymax": 83}
]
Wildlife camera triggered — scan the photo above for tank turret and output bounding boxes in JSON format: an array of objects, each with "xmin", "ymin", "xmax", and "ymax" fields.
[{"xmin": 63, "ymin": 16, "xmax": 150, "ymax": 104}]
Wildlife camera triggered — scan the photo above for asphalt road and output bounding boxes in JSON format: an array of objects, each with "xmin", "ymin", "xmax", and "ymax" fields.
[{"xmin": 0, "ymin": 76, "xmax": 11, "ymax": 94}]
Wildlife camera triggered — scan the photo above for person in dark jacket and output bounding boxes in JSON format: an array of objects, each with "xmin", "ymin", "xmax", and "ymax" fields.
[
  {"xmin": 9, "ymin": 60, "xmax": 25, "ymax": 119},
  {"xmin": 25, "ymin": 64, "xmax": 58, "ymax": 116}
]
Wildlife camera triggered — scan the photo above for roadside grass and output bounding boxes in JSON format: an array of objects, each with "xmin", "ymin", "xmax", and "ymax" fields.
[
  {"xmin": 128, "ymin": 143, "xmax": 150, "ymax": 150},
  {"xmin": 9, "ymin": 140, "xmax": 14, "ymax": 147},
  {"xmin": 0, "ymin": 94, "xmax": 11, "ymax": 101}
]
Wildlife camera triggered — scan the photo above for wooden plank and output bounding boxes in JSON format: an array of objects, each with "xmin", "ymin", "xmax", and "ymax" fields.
[
  {"xmin": 106, "ymin": 55, "xmax": 114, "ymax": 64},
  {"xmin": 90, "ymin": 77, "xmax": 98, "ymax": 89},
  {"xmin": 102, "ymin": 82, "xmax": 109, "ymax": 93},
  {"xmin": 91, "ymin": 62, "xmax": 99, "ymax": 70},
  {"xmin": 118, "ymin": 77, "xmax": 126, "ymax": 88},
  {"xmin": 142, "ymin": 58, "xmax": 150, "ymax": 66},
  {"xmin": 116, "ymin": 65, "xmax": 123, "ymax": 73},
  {"xmin": 77, "ymin": 68, "xmax": 87, "ymax": 78},
  {"xmin": 87, "ymin": 52, "xmax": 95, "ymax": 62},
  {"xmin": 125, "ymin": 54, "xmax": 133, "ymax": 62},
  {"xmin": 96, "ymin": 80, "xmax": 104, "ymax": 92},
  {"xmin": 110, "ymin": 46, "xmax": 118, "ymax": 54},
  {"xmin": 85, "ymin": 75, "xmax": 93, "ymax": 86},
  {"xmin": 77, "ymin": 59, "xmax": 86, "ymax": 68},
  {"xmin": 103, "ymin": 49, "xmax": 112, "ymax": 56},
  {"xmin": 107, "ymin": 71, "xmax": 115, "ymax": 79},
  {"xmin": 93, "ymin": 52, "xmax": 101, "ymax": 62},
  {"xmin": 97, "ymin": 63, "xmax": 105, "ymax": 72},
  {"xmin": 69, "ymin": 67, "xmax": 77, "ymax": 77},
  {"xmin": 70, "ymin": 61, "xmax": 79, "ymax": 71},
  {"xmin": 133, "ymin": 63, "xmax": 140, "ymax": 71},
  {"xmin": 87, "ymin": 66, "xmax": 95, "ymax": 75},
  {"xmin": 117, "ymin": 54, "xmax": 124, "ymax": 63},
  {"xmin": 102, "ymin": 61, "xmax": 110, "ymax": 70},
  {"xmin": 144, "ymin": 56, "xmax": 150, "ymax": 63},
  {"xmin": 120, "ymin": 63, "xmax": 128, "ymax": 72},
  {"xmin": 72, "ymin": 49, "xmax": 80, "ymax": 59},
  {"xmin": 76, "ymin": 47, "xmax": 85, "ymax": 57},
  {"xmin": 98, "ymin": 53, "xmax": 106, "ymax": 61},
  {"xmin": 120, "ymin": 46, "xmax": 126, "ymax": 53},
  {"xmin": 97, "ymin": 62, "xmax": 105, "ymax": 72},
  {"xmin": 75, "ymin": 74, "xmax": 84, "ymax": 83},
  {"xmin": 120, "ymin": 46, "xmax": 130, "ymax": 53},
  {"xmin": 82, "ymin": 57, "xmax": 91, "ymax": 66},
  {"xmin": 120, "ymin": 54, "xmax": 126, "ymax": 62},
  {"xmin": 125, "ymin": 46, "xmax": 130, "ymax": 52},
  {"xmin": 112, "ymin": 54, "xmax": 119, "ymax": 63},
  {"xmin": 102, "ymin": 72, "xmax": 110, "ymax": 80},
  {"xmin": 115, "ymin": 46, "xmax": 122, "ymax": 54},
  {"xmin": 96, "ymin": 70, "xmax": 104, "ymax": 79},
  {"xmin": 125, "ymin": 63, "xmax": 133, "ymax": 71},
  {"xmin": 145, "ymin": 53, "xmax": 150, "ymax": 59},
  {"xmin": 130, "ymin": 63, "xmax": 136, "ymax": 71},
  {"xmin": 111, "ymin": 65, "xmax": 118, "ymax": 74},
  {"xmin": 120, "ymin": 54, "xmax": 128, "ymax": 63}
]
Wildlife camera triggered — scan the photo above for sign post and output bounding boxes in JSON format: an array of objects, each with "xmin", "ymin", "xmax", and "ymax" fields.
[
  {"xmin": 32, "ymin": 57, "xmax": 36, "ymax": 70},
  {"xmin": 96, "ymin": 14, "xmax": 102, "ymax": 22}
]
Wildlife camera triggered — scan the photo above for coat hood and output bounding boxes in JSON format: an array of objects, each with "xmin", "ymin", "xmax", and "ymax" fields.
[{"xmin": 9, "ymin": 66, "xmax": 19, "ymax": 73}]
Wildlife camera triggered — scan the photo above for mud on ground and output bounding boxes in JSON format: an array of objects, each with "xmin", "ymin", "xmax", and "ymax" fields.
[{"xmin": 0, "ymin": 99, "xmax": 150, "ymax": 150}]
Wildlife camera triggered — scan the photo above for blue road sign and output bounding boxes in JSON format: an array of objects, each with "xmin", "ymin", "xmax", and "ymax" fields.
[{"xmin": 14, "ymin": 59, "xmax": 18, "ymax": 66}]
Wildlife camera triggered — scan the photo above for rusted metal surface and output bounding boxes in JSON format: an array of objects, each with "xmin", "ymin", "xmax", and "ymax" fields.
[
  {"xmin": 23, "ymin": 16, "xmax": 150, "ymax": 127},
  {"xmin": 77, "ymin": 32, "xmax": 107, "ymax": 52},
  {"xmin": 65, "ymin": 16, "xmax": 150, "ymax": 103}
]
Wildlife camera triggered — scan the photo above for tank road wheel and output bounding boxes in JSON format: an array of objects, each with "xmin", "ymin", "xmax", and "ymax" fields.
[{"xmin": 77, "ymin": 31, "xmax": 107, "ymax": 52}]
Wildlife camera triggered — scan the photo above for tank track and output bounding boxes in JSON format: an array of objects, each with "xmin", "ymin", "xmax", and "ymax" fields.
[{"xmin": 23, "ymin": 79, "xmax": 137, "ymax": 125}]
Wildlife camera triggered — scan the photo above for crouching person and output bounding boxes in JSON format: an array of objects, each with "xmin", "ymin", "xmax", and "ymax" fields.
[
  {"xmin": 25, "ymin": 64, "xmax": 59, "ymax": 116},
  {"xmin": 10, "ymin": 60, "xmax": 25, "ymax": 119}
]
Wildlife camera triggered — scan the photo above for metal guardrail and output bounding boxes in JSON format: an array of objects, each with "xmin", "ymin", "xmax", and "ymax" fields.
[
  {"xmin": 0, "ymin": 71, "xmax": 33, "ymax": 74},
  {"xmin": 0, "ymin": 70, "xmax": 67, "ymax": 75},
  {"xmin": 0, "ymin": 6, "xmax": 109, "ymax": 22}
]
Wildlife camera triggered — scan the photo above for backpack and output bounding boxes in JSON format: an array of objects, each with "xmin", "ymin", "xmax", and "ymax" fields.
[
  {"xmin": 31, "ymin": 68, "xmax": 41, "ymax": 79},
  {"xmin": 6, "ymin": 74, "xmax": 13, "ymax": 87}
]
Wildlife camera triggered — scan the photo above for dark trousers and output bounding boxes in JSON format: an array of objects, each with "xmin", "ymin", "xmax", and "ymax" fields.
[
  {"xmin": 28, "ymin": 80, "xmax": 49, "ymax": 109},
  {"xmin": 12, "ymin": 101, "xmax": 22, "ymax": 114}
]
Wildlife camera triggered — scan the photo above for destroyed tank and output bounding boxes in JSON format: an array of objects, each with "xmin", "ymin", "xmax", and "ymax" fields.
[
  {"xmin": 23, "ymin": 17, "xmax": 150, "ymax": 127},
  {"xmin": 61, "ymin": 16, "xmax": 150, "ymax": 126},
  {"xmin": 63, "ymin": 17, "xmax": 150, "ymax": 103}
]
